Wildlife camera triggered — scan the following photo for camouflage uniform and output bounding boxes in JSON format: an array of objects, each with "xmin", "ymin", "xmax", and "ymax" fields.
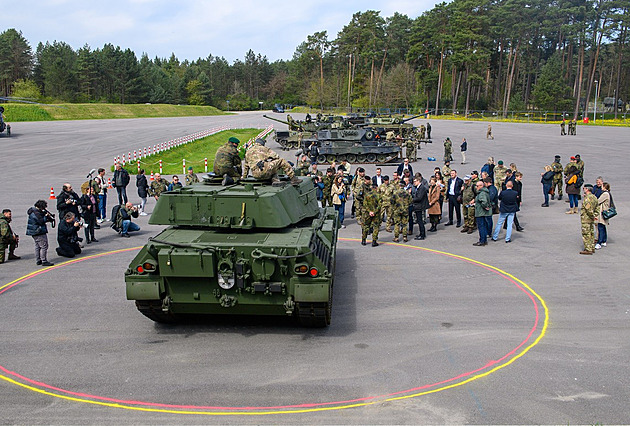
[
  {"xmin": 580, "ymin": 192, "xmax": 598, "ymax": 252},
  {"xmin": 149, "ymin": 178, "xmax": 170, "ymax": 198},
  {"xmin": 442, "ymin": 164, "xmax": 452, "ymax": 177},
  {"xmin": 560, "ymin": 120, "xmax": 566, "ymax": 135},
  {"xmin": 392, "ymin": 185, "xmax": 412, "ymax": 241},
  {"xmin": 575, "ymin": 159, "xmax": 585, "ymax": 177},
  {"xmin": 0, "ymin": 215, "xmax": 17, "ymax": 263},
  {"xmin": 386, "ymin": 131, "xmax": 396, "ymax": 142},
  {"xmin": 405, "ymin": 139, "xmax": 417, "ymax": 161},
  {"xmin": 213, "ymin": 142, "xmax": 242, "ymax": 177},
  {"xmin": 295, "ymin": 156, "xmax": 310, "ymax": 176},
  {"xmin": 493, "ymin": 164, "xmax": 508, "ymax": 192},
  {"xmin": 551, "ymin": 161, "xmax": 563, "ymax": 199},
  {"xmin": 351, "ymin": 175, "xmax": 365, "ymax": 224},
  {"xmin": 419, "ymin": 124, "xmax": 426, "ymax": 140},
  {"xmin": 461, "ymin": 180, "xmax": 476, "ymax": 231},
  {"xmin": 185, "ymin": 172, "xmax": 199, "ymax": 185},
  {"xmin": 242, "ymin": 143, "xmax": 295, "ymax": 180},
  {"xmin": 443, "ymin": 139, "xmax": 452, "ymax": 162},
  {"xmin": 381, "ymin": 182, "xmax": 396, "ymax": 231},
  {"xmin": 361, "ymin": 187, "xmax": 381, "ymax": 244},
  {"xmin": 321, "ymin": 173, "xmax": 334, "ymax": 207}
]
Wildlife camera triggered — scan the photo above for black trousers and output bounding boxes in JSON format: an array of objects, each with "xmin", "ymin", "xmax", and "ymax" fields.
[
  {"xmin": 56, "ymin": 241, "xmax": 82, "ymax": 258},
  {"xmin": 116, "ymin": 186, "xmax": 128, "ymax": 205},
  {"xmin": 447, "ymin": 194, "xmax": 462, "ymax": 225},
  {"xmin": 412, "ymin": 209, "xmax": 426, "ymax": 237}
]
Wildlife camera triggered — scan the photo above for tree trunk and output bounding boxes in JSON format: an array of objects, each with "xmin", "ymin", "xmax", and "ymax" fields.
[
  {"xmin": 503, "ymin": 41, "xmax": 519, "ymax": 118},
  {"xmin": 573, "ymin": 38, "xmax": 585, "ymax": 120},
  {"xmin": 435, "ymin": 46, "xmax": 444, "ymax": 115},
  {"xmin": 464, "ymin": 66, "xmax": 471, "ymax": 117},
  {"xmin": 453, "ymin": 69, "xmax": 462, "ymax": 114}
]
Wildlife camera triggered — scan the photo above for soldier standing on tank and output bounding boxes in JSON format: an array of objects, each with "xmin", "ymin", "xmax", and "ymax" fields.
[
  {"xmin": 551, "ymin": 155, "xmax": 564, "ymax": 200},
  {"xmin": 405, "ymin": 139, "xmax": 417, "ymax": 162},
  {"xmin": 579, "ymin": 184, "xmax": 598, "ymax": 255},
  {"xmin": 443, "ymin": 137, "xmax": 453, "ymax": 162},
  {"xmin": 493, "ymin": 160, "xmax": 508, "ymax": 194},
  {"xmin": 361, "ymin": 177, "xmax": 381, "ymax": 247},
  {"xmin": 185, "ymin": 166, "xmax": 199, "ymax": 185},
  {"xmin": 213, "ymin": 137, "xmax": 242, "ymax": 182},
  {"xmin": 242, "ymin": 139, "xmax": 299, "ymax": 184},
  {"xmin": 321, "ymin": 168, "xmax": 335, "ymax": 208},
  {"xmin": 560, "ymin": 119, "xmax": 566, "ymax": 135},
  {"xmin": 149, "ymin": 173, "xmax": 170, "ymax": 200}
]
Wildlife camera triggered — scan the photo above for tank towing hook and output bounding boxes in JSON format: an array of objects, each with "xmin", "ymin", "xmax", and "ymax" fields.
[{"xmin": 284, "ymin": 296, "xmax": 295, "ymax": 315}]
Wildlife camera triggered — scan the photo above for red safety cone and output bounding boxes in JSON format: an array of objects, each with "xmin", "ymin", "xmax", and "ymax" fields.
[
  {"xmin": 108, "ymin": 178, "xmax": 113, "ymax": 189},
  {"xmin": 49, "ymin": 187, "xmax": 56, "ymax": 199},
  {"xmin": 150, "ymin": 171, "xmax": 154, "ymax": 181}
]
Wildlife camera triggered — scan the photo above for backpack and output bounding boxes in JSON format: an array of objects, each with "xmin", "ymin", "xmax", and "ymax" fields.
[
  {"xmin": 110, "ymin": 205, "xmax": 123, "ymax": 232},
  {"xmin": 575, "ymin": 176, "xmax": 584, "ymax": 188}
]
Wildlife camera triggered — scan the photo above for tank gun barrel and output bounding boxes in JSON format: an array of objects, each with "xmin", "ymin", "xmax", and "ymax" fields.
[
  {"xmin": 402, "ymin": 114, "xmax": 424, "ymax": 123},
  {"xmin": 263, "ymin": 114, "xmax": 290, "ymax": 126}
]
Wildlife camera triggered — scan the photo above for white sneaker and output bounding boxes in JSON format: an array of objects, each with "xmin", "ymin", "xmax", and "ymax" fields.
[
  {"xmin": 594, "ymin": 244, "xmax": 601, "ymax": 250},
  {"xmin": 139, "ymin": 212, "xmax": 148, "ymax": 216},
  {"xmin": 340, "ymin": 225, "xmax": 346, "ymax": 229},
  {"xmin": 96, "ymin": 219, "xmax": 103, "ymax": 224},
  {"xmin": 601, "ymin": 242, "xmax": 607, "ymax": 247}
]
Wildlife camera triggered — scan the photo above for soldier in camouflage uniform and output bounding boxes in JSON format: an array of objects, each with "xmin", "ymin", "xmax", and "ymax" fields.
[
  {"xmin": 149, "ymin": 173, "xmax": 170, "ymax": 199},
  {"xmin": 419, "ymin": 124, "xmax": 426, "ymax": 140},
  {"xmin": 443, "ymin": 137, "xmax": 453, "ymax": 162},
  {"xmin": 242, "ymin": 139, "xmax": 298, "ymax": 183},
  {"xmin": 379, "ymin": 175, "xmax": 391, "ymax": 227},
  {"xmin": 295, "ymin": 153, "xmax": 311, "ymax": 176},
  {"xmin": 405, "ymin": 139, "xmax": 417, "ymax": 162},
  {"xmin": 351, "ymin": 168, "xmax": 366, "ymax": 224},
  {"xmin": 551, "ymin": 155, "xmax": 563, "ymax": 200},
  {"xmin": 493, "ymin": 160, "xmax": 508, "ymax": 193},
  {"xmin": 0, "ymin": 209, "xmax": 20, "ymax": 263},
  {"xmin": 574, "ymin": 154, "xmax": 584, "ymax": 177},
  {"xmin": 213, "ymin": 137, "xmax": 242, "ymax": 178},
  {"xmin": 360, "ymin": 177, "xmax": 381, "ymax": 247},
  {"xmin": 460, "ymin": 175, "xmax": 476, "ymax": 234},
  {"xmin": 580, "ymin": 184, "xmax": 598, "ymax": 255},
  {"xmin": 442, "ymin": 160, "xmax": 452, "ymax": 178},
  {"xmin": 391, "ymin": 182, "xmax": 412, "ymax": 243},
  {"xmin": 185, "ymin": 167, "xmax": 199, "ymax": 185},
  {"xmin": 386, "ymin": 130, "xmax": 396, "ymax": 142},
  {"xmin": 321, "ymin": 168, "xmax": 335, "ymax": 207}
]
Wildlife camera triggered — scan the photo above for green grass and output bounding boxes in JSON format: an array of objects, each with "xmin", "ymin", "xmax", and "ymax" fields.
[
  {"xmin": 113, "ymin": 129, "xmax": 263, "ymax": 175},
  {"xmin": 2, "ymin": 103, "xmax": 227, "ymax": 121}
]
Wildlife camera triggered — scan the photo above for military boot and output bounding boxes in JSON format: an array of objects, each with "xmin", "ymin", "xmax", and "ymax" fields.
[
  {"xmin": 371, "ymin": 240, "xmax": 379, "ymax": 247},
  {"xmin": 558, "ymin": 195, "xmax": 563, "ymax": 200},
  {"xmin": 290, "ymin": 176, "xmax": 302, "ymax": 185},
  {"xmin": 361, "ymin": 239, "xmax": 367, "ymax": 246},
  {"xmin": 8, "ymin": 253, "xmax": 20, "ymax": 260},
  {"xmin": 460, "ymin": 226, "xmax": 469, "ymax": 233}
]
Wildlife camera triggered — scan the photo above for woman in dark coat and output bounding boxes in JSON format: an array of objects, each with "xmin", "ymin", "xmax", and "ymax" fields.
[
  {"xmin": 80, "ymin": 186, "xmax": 98, "ymax": 243},
  {"xmin": 540, "ymin": 165, "xmax": 554, "ymax": 207},
  {"xmin": 565, "ymin": 165, "xmax": 581, "ymax": 214},
  {"xmin": 26, "ymin": 200, "xmax": 55, "ymax": 266},
  {"xmin": 136, "ymin": 169, "xmax": 149, "ymax": 215}
]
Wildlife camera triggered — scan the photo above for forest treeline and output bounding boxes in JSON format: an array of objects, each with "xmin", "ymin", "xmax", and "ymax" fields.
[{"xmin": 1, "ymin": 0, "xmax": 629, "ymax": 118}]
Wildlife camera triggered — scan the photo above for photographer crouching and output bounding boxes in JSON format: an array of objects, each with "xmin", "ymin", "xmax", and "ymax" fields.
[
  {"xmin": 56, "ymin": 212, "xmax": 83, "ymax": 258},
  {"xmin": 26, "ymin": 200, "xmax": 55, "ymax": 266},
  {"xmin": 117, "ymin": 202, "xmax": 140, "ymax": 238}
]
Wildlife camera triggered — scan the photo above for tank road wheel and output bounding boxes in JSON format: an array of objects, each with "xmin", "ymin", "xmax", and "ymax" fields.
[
  {"xmin": 377, "ymin": 154, "xmax": 387, "ymax": 163},
  {"xmin": 356, "ymin": 154, "xmax": 366, "ymax": 163},
  {"xmin": 366, "ymin": 153, "xmax": 377, "ymax": 163},
  {"xmin": 135, "ymin": 300, "xmax": 179, "ymax": 324},
  {"xmin": 317, "ymin": 154, "xmax": 327, "ymax": 164},
  {"xmin": 346, "ymin": 154, "xmax": 357, "ymax": 163},
  {"xmin": 364, "ymin": 130, "xmax": 374, "ymax": 140},
  {"xmin": 337, "ymin": 154, "xmax": 347, "ymax": 162},
  {"xmin": 326, "ymin": 154, "xmax": 337, "ymax": 163}
]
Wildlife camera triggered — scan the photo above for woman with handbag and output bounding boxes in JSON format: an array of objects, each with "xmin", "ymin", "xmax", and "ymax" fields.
[
  {"xmin": 540, "ymin": 165, "xmax": 554, "ymax": 207},
  {"xmin": 331, "ymin": 175, "xmax": 347, "ymax": 229},
  {"xmin": 565, "ymin": 166, "xmax": 581, "ymax": 214},
  {"xmin": 595, "ymin": 182, "xmax": 612, "ymax": 249}
]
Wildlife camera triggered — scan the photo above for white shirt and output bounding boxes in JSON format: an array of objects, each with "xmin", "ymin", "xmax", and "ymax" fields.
[{"xmin": 449, "ymin": 178, "xmax": 457, "ymax": 195}]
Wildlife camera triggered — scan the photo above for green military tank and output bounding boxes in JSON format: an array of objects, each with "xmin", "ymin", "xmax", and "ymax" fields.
[
  {"xmin": 125, "ymin": 175, "xmax": 339, "ymax": 327},
  {"xmin": 360, "ymin": 114, "xmax": 423, "ymax": 139},
  {"xmin": 314, "ymin": 128, "xmax": 402, "ymax": 164},
  {"xmin": 263, "ymin": 114, "xmax": 319, "ymax": 150}
]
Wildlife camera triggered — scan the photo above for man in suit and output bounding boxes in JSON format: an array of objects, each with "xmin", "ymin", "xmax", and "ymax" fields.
[
  {"xmin": 372, "ymin": 167, "xmax": 384, "ymax": 187},
  {"xmin": 396, "ymin": 158, "xmax": 414, "ymax": 177},
  {"xmin": 445, "ymin": 169, "xmax": 464, "ymax": 227}
]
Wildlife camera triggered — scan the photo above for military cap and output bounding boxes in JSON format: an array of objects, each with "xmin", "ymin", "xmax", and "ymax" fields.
[
  {"xmin": 575, "ymin": 154, "xmax": 581, "ymax": 158},
  {"xmin": 464, "ymin": 175, "xmax": 472, "ymax": 180},
  {"xmin": 498, "ymin": 160, "xmax": 503, "ymax": 165},
  {"xmin": 383, "ymin": 175, "xmax": 390, "ymax": 181},
  {"xmin": 187, "ymin": 166, "xmax": 193, "ymax": 171},
  {"xmin": 357, "ymin": 167, "xmax": 365, "ymax": 173},
  {"xmin": 584, "ymin": 183, "xmax": 593, "ymax": 189},
  {"xmin": 555, "ymin": 155, "xmax": 561, "ymax": 159},
  {"xmin": 471, "ymin": 170, "xmax": 479, "ymax": 175},
  {"xmin": 228, "ymin": 136, "xmax": 240, "ymax": 145},
  {"xmin": 364, "ymin": 175, "xmax": 371, "ymax": 181},
  {"xmin": 570, "ymin": 156, "xmax": 576, "ymax": 160}
]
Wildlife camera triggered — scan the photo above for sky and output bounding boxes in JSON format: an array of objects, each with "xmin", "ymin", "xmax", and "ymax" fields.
[{"xmin": 4, "ymin": 0, "xmax": 436, "ymax": 63}]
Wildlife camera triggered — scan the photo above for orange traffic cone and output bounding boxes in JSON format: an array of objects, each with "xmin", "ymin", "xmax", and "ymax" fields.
[
  {"xmin": 150, "ymin": 171, "xmax": 154, "ymax": 181},
  {"xmin": 49, "ymin": 187, "xmax": 56, "ymax": 199},
  {"xmin": 108, "ymin": 178, "xmax": 113, "ymax": 189}
]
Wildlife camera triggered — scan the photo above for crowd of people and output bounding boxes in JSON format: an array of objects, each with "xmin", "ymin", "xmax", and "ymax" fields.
[{"xmin": 0, "ymin": 132, "xmax": 615, "ymax": 267}]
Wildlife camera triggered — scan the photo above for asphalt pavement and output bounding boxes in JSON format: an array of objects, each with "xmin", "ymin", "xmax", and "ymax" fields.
[{"xmin": 0, "ymin": 113, "xmax": 628, "ymax": 424}]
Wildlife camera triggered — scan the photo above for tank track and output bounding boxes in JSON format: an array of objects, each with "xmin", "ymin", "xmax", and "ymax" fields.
[{"xmin": 135, "ymin": 300, "xmax": 179, "ymax": 323}]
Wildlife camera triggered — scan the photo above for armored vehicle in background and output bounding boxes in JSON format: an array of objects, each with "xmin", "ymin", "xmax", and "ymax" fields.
[
  {"xmin": 125, "ymin": 176, "xmax": 339, "ymax": 327},
  {"xmin": 315, "ymin": 128, "xmax": 401, "ymax": 164},
  {"xmin": 360, "ymin": 114, "xmax": 423, "ymax": 139},
  {"xmin": 264, "ymin": 114, "xmax": 319, "ymax": 150}
]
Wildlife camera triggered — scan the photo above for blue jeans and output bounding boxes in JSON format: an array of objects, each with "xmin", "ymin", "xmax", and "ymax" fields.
[
  {"xmin": 492, "ymin": 212, "xmax": 515, "ymax": 241},
  {"xmin": 335, "ymin": 202, "xmax": 345, "ymax": 225},
  {"xmin": 122, "ymin": 220, "xmax": 140, "ymax": 235},
  {"xmin": 568, "ymin": 193, "xmax": 579, "ymax": 208},
  {"xmin": 476, "ymin": 216, "xmax": 491, "ymax": 243},
  {"xmin": 98, "ymin": 194, "xmax": 107, "ymax": 219},
  {"xmin": 597, "ymin": 223, "xmax": 607, "ymax": 244},
  {"xmin": 542, "ymin": 184, "xmax": 551, "ymax": 204}
]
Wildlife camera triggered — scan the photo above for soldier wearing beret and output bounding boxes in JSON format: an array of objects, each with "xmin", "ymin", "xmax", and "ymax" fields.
[{"xmin": 214, "ymin": 136, "xmax": 243, "ymax": 179}]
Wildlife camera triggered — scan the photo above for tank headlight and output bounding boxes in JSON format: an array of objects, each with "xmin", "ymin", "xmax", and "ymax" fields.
[
  {"xmin": 295, "ymin": 264, "xmax": 309, "ymax": 274},
  {"xmin": 218, "ymin": 273, "xmax": 235, "ymax": 290},
  {"xmin": 136, "ymin": 265, "xmax": 145, "ymax": 274},
  {"xmin": 143, "ymin": 262, "xmax": 156, "ymax": 271}
]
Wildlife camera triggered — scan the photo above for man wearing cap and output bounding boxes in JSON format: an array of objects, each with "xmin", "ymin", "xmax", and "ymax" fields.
[
  {"xmin": 580, "ymin": 184, "xmax": 598, "ymax": 255},
  {"xmin": 551, "ymin": 155, "xmax": 564, "ymax": 200},
  {"xmin": 242, "ymin": 139, "xmax": 299, "ymax": 184},
  {"xmin": 185, "ymin": 166, "xmax": 199, "ymax": 185},
  {"xmin": 493, "ymin": 160, "xmax": 508, "ymax": 193},
  {"xmin": 574, "ymin": 154, "xmax": 584, "ymax": 178},
  {"xmin": 214, "ymin": 137, "xmax": 243, "ymax": 179},
  {"xmin": 560, "ymin": 119, "xmax": 566, "ymax": 135},
  {"xmin": 461, "ymin": 174, "xmax": 476, "ymax": 234}
]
